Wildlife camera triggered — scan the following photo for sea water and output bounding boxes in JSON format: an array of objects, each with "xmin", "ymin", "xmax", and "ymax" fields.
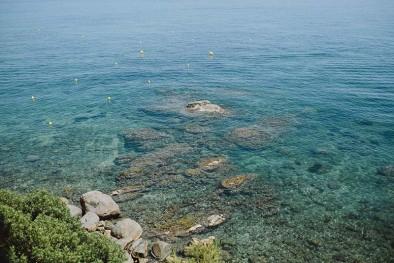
[{"xmin": 0, "ymin": 0, "xmax": 393, "ymax": 261}]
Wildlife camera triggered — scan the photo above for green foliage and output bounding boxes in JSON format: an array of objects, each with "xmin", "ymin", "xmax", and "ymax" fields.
[
  {"xmin": 0, "ymin": 189, "xmax": 125, "ymax": 263},
  {"xmin": 166, "ymin": 240, "xmax": 223, "ymax": 263}
]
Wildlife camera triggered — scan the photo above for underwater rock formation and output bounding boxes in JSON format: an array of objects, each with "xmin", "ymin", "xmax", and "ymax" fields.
[
  {"xmin": 227, "ymin": 116, "xmax": 294, "ymax": 150},
  {"xmin": 226, "ymin": 126, "xmax": 275, "ymax": 150},
  {"xmin": 122, "ymin": 127, "xmax": 173, "ymax": 151},
  {"xmin": 119, "ymin": 143, "xmax": 193, "ymax": 179},
  {"xmin": 198, "ymin": 156, "xmax": 227, "ymax": 172},
  {"xmin": 220, "ymin": 174, "xmax": 254, "ymax": 190}
]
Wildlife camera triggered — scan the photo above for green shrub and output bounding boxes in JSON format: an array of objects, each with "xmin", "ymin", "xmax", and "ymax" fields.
[
  {"xmin": 0, "ymin": 189, "xmax": 125, "ymax": 263},
  {"xmin": 166, "ymin": 240, "xmax": 223, "ymax": 263}
]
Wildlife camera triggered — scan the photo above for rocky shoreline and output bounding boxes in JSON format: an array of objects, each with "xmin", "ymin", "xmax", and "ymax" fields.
[{"xmin": 63, "ymin": 190, "xmax": 227, "ymax": 262}]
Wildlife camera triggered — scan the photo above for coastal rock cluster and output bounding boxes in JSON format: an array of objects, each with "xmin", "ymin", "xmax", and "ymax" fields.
[{"xmin": 64, "ymin": 190, "xmax": 227, "ymax": 262}]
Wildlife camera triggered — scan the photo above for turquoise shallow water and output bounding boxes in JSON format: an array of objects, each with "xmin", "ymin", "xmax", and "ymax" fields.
[{"xmin": 1, "ymin": 0, "xmax": 394, "ymax": 261}]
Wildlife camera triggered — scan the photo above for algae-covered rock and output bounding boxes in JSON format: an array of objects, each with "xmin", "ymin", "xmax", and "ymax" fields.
[
  {"xmin": 220, "ymin": 174, "xmax": 254, "ymax": 190},
  {"xmin": 198, "ymin": 156, "xmax": 226, "ymax": 172}
]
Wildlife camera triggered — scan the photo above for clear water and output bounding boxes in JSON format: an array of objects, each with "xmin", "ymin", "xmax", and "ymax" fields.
[{"xmin": 1, "ymin": 0, "xmax": 394, "ymax": 261}]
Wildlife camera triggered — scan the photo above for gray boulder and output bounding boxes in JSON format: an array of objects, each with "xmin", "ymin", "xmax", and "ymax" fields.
[
  {"xmin": 151, "ymin": 241, "xmax": 171, "ymax": 261},
  {"xmin": 80, "ymin": 212, "xmax": 99, "ymax": 231},
  {"xmin": 112, "ymin": 218, "xmax": 143, "ymax": 240},
  {"xmin": 67, "ymin": 204, "xmax": 82, "ymax": 218},
  {"xmin": 80, "ymin": 191, "xmax": 120, "ymax": 219},
  {"xmin": 128, "ymin": 239, "xmax": 148, "ymax": 258}
]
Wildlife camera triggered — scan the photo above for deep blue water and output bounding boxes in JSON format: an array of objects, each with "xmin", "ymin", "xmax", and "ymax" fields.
[{"xmin": 1, "ymin": 0, "xmax": 394, "ymax": 261}]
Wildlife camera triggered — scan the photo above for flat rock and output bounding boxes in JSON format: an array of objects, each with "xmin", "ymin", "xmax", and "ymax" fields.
[
  {"xmin": 112, "ymin": 218, "xmax": 143, "ymax": 240},
  {"xmin": 80, "ymin": 212, "xmax": 99, "ymax": 231},
  {"xmin": 186, "ymin": 100, "xmax": 225, "ymax": 114},
  {"xmin": 67, "ymin": 204, "xmax": 82, "ymax": 218},
  {"xmin": 187, "ymin": 224, "xmax": 206, "ymax": 234},
  {"xmin": 80, "ymin": 191, "xmax": 120, "ymax": 219},
  {"xmin": 207, "ymin": 214, "xmax": 226, "ymax": 227},
  {"xmin": 111, "ymin": 186, "xmax": 142, "ymax": 196}
]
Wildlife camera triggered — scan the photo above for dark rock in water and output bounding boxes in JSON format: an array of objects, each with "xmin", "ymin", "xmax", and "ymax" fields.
[
  {"xmin": 377, "ymin": 165, "xmax": 394, "ymax": 177},
  {"xmin": 122, "ymin": 128, "xmax": 173, "ymax": 151},
  {"xmin": 308, "ymin": 162, "xmax": 330, "ymax": 174},
  {"xmin": 26, "ymin": 155, "xmax": 40, "ymax": 162}
]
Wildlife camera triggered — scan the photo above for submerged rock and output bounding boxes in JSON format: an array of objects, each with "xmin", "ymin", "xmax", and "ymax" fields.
[
  {"xmin": 207, "ymin": 214, "xmax": 226, "ymax": 227},
  {"xmin": 184, "ymin": 168, "xmax": 202, "ymax": 177},
  {"xmin": 227, "ymin": 116, "xmax": 293, "ymax": 150},
  {"xmin": 80, "ymin": 212, "xmax": 100, "ymax": 231},
  {"xmin": 220, "ymin": 174, "xmax": 254, "ymax": 190},
  {"xmin": 151, "ymin": 241, "xmax": 172, "ymax": 261},
  {"xmin": 80, "ymin": 191, "xmax": 120, "ymax": 219},
  {"xmin": 227, "ymin": 126, "xmax": 275, "ymax": 150},
  {"xmin": 111, "ymin": 185, "xmax": 142, "ymax": 196},
  {"xmin": 377, "ymin": 165, "xmax": 394, "ymax": 177},
  {"xmin": 26, "ymin": 155, "xmax": 40, "ymax": 162},
  {"xmin": 122, "ymin": 127, "xmax": 173, "ymax": 151},
  {"xmin": 112, "ymin": 218, "xmax": 143, "ymax": 240},
  {"xmin": 119, "ymin": 143, "xmax": 193, "ymax": 179},
  {"xmin": 308, "ymin": 162, "xmax": 330, "ymax": 174},
  {"xmin": 186, "ymin": 100, "xmax": 226, "ymax": 114},
  {"xmin": 184, "ymin": 123, "xmax": 210, "ymax": 134},
  {"xmin": 198, "ymin": 156, "xmax": 226, "ymax": 172}
]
